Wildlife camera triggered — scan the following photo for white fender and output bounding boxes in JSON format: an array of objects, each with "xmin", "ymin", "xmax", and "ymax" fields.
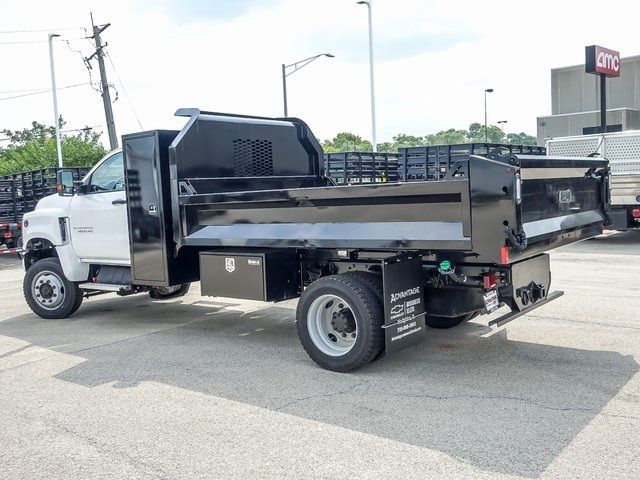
[{"xmin": 22, "ymin": 194, "xmax": 90, "ymax": 282}]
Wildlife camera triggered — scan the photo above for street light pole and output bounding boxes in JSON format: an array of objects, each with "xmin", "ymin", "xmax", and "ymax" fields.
[
  {"xmin": 484, "ymin": 88, "xmax": 494, "ymax": 143},
  {"xmin": 282, "ymin": 63, "xmax": 288, "ymax": 116},
  {"xmin": 357, "ymin": 0, "xmax": 377, "ymax": 152},
  {"xmin": 497, "ymin": 120, "xmax": 507, "ymax": 133},
  {"xmin": 48, "ymin": 33, "xmax": 63, "ymax": 167},
  {"xmin": 281, "ymin": 53, "xmax": 334, "ymax": 117}
]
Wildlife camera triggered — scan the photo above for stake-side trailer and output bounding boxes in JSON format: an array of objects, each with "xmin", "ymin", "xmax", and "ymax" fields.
[{"xmin": 21, "ymin": 109, "xmax": 610, "ymax": 371}]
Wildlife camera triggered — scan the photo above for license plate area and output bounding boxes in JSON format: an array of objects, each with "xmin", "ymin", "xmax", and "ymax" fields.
[{"xmin": 483, "ymin": 289, "xmax": 500, "ymax": 313}]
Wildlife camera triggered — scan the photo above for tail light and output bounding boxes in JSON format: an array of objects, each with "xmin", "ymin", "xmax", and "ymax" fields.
[
  {"xmin": 499, "ymin": 246, "xmax": 509, "ymax": 265},
  {"xmin": 632, "ymin": 208, "xmax": 640, "ymax": 219},
  {"xmin": 483, "ymin": 273, "xmax": 498, "ymax": 290}
]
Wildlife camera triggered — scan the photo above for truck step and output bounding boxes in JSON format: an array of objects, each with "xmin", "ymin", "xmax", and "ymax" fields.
[
  {"xmin": 488, "ymin": 290, "xmax": 564, "ymax": 328},
  {"xmin": 79, "ymin": 282, "xmax": 133, "ymax": 293}
]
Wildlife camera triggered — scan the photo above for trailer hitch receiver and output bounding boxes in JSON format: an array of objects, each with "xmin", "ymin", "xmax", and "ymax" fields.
[{"xmin": 516, "ymin": 281, "xmax": 547, "ymax": 306}]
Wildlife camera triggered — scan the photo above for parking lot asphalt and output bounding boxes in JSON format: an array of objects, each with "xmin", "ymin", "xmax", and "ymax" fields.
[{"xmin": 1, "ymin": 230, "xmax": 640, "ymax": 479}]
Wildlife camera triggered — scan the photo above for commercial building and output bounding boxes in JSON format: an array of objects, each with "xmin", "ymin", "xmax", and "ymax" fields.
[{"xmin": 537, "ymin": 54, "xmax": 640, "ymax": 143}]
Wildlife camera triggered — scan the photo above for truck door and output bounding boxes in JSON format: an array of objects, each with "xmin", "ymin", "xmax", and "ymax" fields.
[{"xmin": 68, "ymin": 152, "xmax": 131, "ymax": 264}]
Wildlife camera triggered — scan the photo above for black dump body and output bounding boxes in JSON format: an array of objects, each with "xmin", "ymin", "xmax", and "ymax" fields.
[{"xmin": 122, "ymin": 109, "xmax": 609, "ymax": 286}]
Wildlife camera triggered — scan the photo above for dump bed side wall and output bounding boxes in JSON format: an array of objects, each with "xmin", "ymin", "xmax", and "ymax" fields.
[{"xmin": 181, "ymin": 180, "xmax": 473, "ymax": 251}]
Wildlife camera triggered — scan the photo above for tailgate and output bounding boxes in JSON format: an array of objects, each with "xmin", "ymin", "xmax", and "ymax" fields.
[
  {"xmin": 468, "ymin": 154, "xmax": 609, "ymax": 264},
  {"xmin": 516, "ymin": 155, "xmax": 609, "ymax": 241}
]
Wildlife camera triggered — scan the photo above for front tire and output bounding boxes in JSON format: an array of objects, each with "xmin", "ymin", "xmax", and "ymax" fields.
[
  {"xmin": 23, "ymin": 257, "xmax": 83, "ymax": 319},
  {"xmin": 296, "ymin": 275, "xmax": 384, "ymax": 372}
]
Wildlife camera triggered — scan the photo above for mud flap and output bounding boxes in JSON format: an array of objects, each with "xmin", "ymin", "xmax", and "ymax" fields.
[{"xmin": 381, "ymin": 254, "xmax": 427, "ymax": 355}]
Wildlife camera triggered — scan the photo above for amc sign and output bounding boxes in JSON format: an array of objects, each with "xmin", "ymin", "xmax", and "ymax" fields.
[{"xmin": 585, "ymin": 45, "xmax": 621, "ymax": 77}]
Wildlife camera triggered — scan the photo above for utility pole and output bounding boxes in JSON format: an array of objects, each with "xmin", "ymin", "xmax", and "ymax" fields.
[{"xmin": 86, "ymin": 13, "xmax": 118, "ymax": 149}]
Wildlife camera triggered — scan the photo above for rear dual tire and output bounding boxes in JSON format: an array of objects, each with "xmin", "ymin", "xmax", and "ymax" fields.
[
  {"xmin": 297, "ymin": 274, "xmax": 384, "ymax": 372},
  {"xmin": 148, "ymin": 283, "xmax": 191, "ymax": 299},
  {"xmin": 425, "ymin": 311, "xmax": 479, "ymax": 329}
]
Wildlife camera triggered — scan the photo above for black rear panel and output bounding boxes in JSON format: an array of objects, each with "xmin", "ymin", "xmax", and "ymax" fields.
[{"xmin": 521, "ymin": 177, "xmax": 601, "ymax": 223}]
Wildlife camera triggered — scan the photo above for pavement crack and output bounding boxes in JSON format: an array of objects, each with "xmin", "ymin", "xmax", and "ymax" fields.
[
  {"xmin": 523, "ymin": 314, "xmax": 640, "ymax": 332},
  {"xmin": 275, "ymin": 382, "xmax": 364, "ymax": 411},
  {"xmin": 0, "ymin": 344, "xmax": 32, "ymax": 359},
  {"xmin": 70, "ymin": 321, "xmax": 206, "ymax": 356},
  {"xmin": 388, "ymin": 392, "xmax": 640, "ymax": 420},
  {"xmin": 7, "ymin": 409, "xmax": 173, "ymax": 479}
]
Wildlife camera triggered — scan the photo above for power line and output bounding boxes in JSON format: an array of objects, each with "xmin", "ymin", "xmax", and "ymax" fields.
[
  {"xmin": 0, "ymin": 82, "xmax": 95, "ymax": 101},
  {"xmin": 0, "ymin": 124, "xmax": 103, "ymax": 141},
  {"xmin": 0, "ymin": 39, "xmax": 49, "ymax": 44},
  {"xmin": 0, "ymin": 37, "xmax": 85, "ymax": 45},
  {"xmin": 105, "ymin": 51, "xmax": 143, "ymax": 130},
  {"xmin": 63, "ymin": 39, "xmax": 102, "ymax": 96},
  {"xmin": 0, "ymin": 126, "xmax": 104, "ymax": 144},
  {"xmin": 0, "ymin": 27, "xmax": 84, "ymax": 34},
  {"xmin": 0, "ymin": 87, "xmax": 52, "ymax": 94}
]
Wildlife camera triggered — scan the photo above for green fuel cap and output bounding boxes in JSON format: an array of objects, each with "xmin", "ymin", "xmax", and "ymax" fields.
[{"xmin": 439, "ymin": 259, "xmax": 452, "ymax": 271}]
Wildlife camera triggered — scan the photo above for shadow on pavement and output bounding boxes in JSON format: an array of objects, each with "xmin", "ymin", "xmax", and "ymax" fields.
[
  {"xmin": 563, "ymin": 229, "xmax": 640, "ymax": 255},
  {"xmin": 0, "ymin": 295, "xmax": 637, "ymax": 478}
]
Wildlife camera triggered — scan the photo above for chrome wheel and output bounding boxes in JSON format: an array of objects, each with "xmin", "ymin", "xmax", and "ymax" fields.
[
  {"xmin": 307, "ymin": 294, "xmax": 358, "ymax": 356},
  {"xmin": 31, "ymin": 270, "xmax": 65, "ymax": 311}
]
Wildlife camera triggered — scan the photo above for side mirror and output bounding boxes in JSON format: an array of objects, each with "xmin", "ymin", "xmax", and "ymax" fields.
[
  {"xmin": 73, "ymin": 180, "xmax": 89, "ymax": 195},
  {"xmin": 56, "ymin": 170, "xmax": 75, "ymax": 196}
]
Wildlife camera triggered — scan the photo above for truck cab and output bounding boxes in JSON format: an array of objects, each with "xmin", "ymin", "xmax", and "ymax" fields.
[
  {"xmin": 22, "ymin": 149, "xmax": 129, "ymax": 275},
  {"xmin": 21, "ymin": 149, "xmax": 190, "ymax": 320}
]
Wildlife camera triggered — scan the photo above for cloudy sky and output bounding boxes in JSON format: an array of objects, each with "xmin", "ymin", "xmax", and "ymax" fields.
[{"xmin": 0, "ymin": 0, "xmax": 637, "ymax": 147}]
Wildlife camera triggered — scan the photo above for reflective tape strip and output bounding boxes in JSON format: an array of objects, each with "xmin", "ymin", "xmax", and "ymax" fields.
[{"xmin": 520, "ymin": 168, "xmax": 590, "ymax": 180}]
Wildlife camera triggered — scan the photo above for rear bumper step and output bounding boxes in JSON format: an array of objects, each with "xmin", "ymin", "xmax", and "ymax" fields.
[{"xmin": 488, "ymin": 290, "xmax": 564, "ymax": 328}]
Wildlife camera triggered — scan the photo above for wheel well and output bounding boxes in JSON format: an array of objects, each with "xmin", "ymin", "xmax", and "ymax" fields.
[{"xmin": 24, "ymin": 238, "xmax": 57, "ymax": 268}]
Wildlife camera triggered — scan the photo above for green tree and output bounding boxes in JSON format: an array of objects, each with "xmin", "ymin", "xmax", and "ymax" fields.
[
  {"xmin": 376, "ymin": 141, "xmax": 394, "ymax": 153},
  {"xmin": 0, "ymin": 118, "xmax": 107, "ymax": 175},
  {"xmin": 322, "ymin": 132, "xmax": 372, "ymax": 153},
  {"xmin": 468, "ymin": 122, "xmax": 505, "ymax": 143},
  {"xmin": 505, "ymin": 132, "xmax": 537, "ymax": 146},
  {"xmin": 321, "ymin": 123, "xmax": 537, "ymax": 154},
  {"xmin": 388, "ymin": 133, "xmax": 426, "ymax": 150},
  {"xmin": 425, "ymin": 128, "xmax": 469, "ymax": 145}
]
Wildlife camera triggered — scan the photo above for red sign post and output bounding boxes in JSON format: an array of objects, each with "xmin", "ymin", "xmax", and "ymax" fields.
[{"xmin": 585, "ymin": 45, "xmax": 621, "ymax": 133}]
